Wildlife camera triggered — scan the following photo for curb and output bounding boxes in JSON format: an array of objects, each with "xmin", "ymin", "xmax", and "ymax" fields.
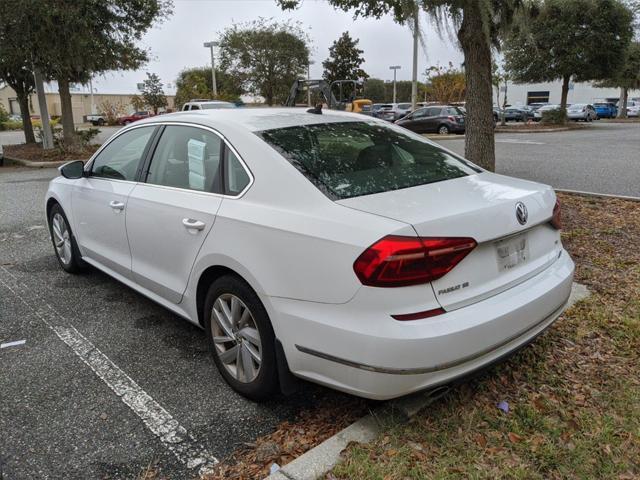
[
  {"xmin": 265, "ymin": 282, "xmax": 590, "ymax": 480},
  {"xmin": 2, "ymin": 155, "xmax": 68, "ymax": 168},
  {"xmin": 494, "ymin": 127, "xmax": 573, "ymax": 133},
  {"xmin": 556, "ymin": 189, "xmax": 640, "ymax": 202},
  {"xmin": 424, "ymin": 134, "xmax": 463, "ymax": 140}
]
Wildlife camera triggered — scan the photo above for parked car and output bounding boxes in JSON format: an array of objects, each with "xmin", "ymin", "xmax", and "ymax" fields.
[
  {"xmin": 182, "ymin": 100, "xmax": 237, "ymax": 111},
  {"xmin": 626, "ymin": 100, "xmax": 640, "ymax": 117},
  {"xmin": 86, "ymin": 114, "xmax": 106, "ymax": 126},
  {"xmin": 593, "ymin": 103, "xmax": 617, "ymax": 119},
  {"xmin": 527, "ymin": 103, "xmax": 548, "ymax": 113},
  {"xmin": 567, "ymin": 104, "xmax": 597, "ymax": 122},
  {"xmin": 117, "ymin": 111, "xmax": 153, "ymax": 125},
  {"xmin": 503, "ymin": 107, "xmax": 532, "ymax": 122},
  {"xmin": 370, "ymin": 103, "xmax": 388, "ymax": 118},
  {"xmin": 395, "ymin": 105, "xmax": 465, "ymax": 134},
  {"xmin": 46, "ymin": 108, "xmax": 573, "ymax": 401},
  {"xmin": 378, "ymin": 102, "xmax": 413, "ymax": 121},
  {"xmin": 8, "ymin": 113, "xmax": 22, "ymax": 122},
  {"xmin": 533, "ymin": 104, "xmax": 561, "ymax": 121}
]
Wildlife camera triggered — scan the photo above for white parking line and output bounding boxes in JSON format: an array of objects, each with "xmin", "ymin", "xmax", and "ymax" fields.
[
  {"xmin": 496, "ymin": 139, "xmax": 546, "ymax": 145},
  {"xmin": 1, "ymin": 339, "xmax": 26, "ymax": 349},
  {"xmin": 0, "ymin": 266, "xmax": 218, "ymax": 474}
]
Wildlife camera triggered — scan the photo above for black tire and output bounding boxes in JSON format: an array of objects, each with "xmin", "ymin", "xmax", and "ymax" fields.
[
  {"xmin": 48, "ymin": 203, "xmax": 86, "ymax": 273},
  {"xmin": 438, "ymin": 124, "xmax": 450, "ymax": 135},
  {"xmin": 204, "ymin": 274, "xmax": 278, "ymax": 401},
  {"xmin": 97, "ymin": 118, "xmax": 105, "ymax": 126}
]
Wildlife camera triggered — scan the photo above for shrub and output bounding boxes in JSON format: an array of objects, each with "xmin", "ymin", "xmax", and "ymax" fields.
[
  {"xmin": 541, "ymin": 108, "xmax": 567, "ymax": 125},
  {"xmin": 99, "ymin": 99, "xmax": 127, "ymax": 125},
  {"xmin": 1, "ymin": 120, "xmax": 23, "ymax": 130},
  {"xmin": 0, "ymin": 104, "xmax": 9, "ymax": 125},
  {"xmin": 35, "ymin": 125, "xmax": 100, "ymax": 154}
]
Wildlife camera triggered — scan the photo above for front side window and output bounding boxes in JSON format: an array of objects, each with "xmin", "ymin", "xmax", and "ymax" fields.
[
  {"xmin": 146, "ymin": 126, "xmax": 223, "ymax": 193},
  {"xmin": 258, "ymin": 121, "xmax": 480, "ymax": 200},
  {"xmin": 91, "ymin": 126, "xmax": 155, "ymax": 181}
]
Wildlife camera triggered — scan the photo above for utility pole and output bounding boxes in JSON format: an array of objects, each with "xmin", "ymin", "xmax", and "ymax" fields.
[
  {"xmin": 389, "ymin": 65, "xmax": 401, "ymax": 104},
  {"xmin": 307, "ymin": 60, "xmax": 314, "ymax": 107},
  {"xmin": 203, "ymin": 41, "xmax": 219, "ymax": 97},
  {"xmin": 411, "ymin": 5, "xmax": 419, "ymax": 112},
  {"xmin": 33, "ymin": 69, "xmax": 53, "ymax": 150}
]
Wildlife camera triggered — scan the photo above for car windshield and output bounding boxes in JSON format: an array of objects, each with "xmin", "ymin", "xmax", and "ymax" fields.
[
  {"xmin": 257, "ymin": 121, "xmax": 480, "ymax": 200},
  {"xmin": 201, "ymin": 103, "xmax": 235, "ymax": 109}
]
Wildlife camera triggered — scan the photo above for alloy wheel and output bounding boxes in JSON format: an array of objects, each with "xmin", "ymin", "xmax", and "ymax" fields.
[
  {"xmin": 211, "ymin": 293, "xmax": 262, "ymax": 383},
  {"xmin": 52, "ymin": 213, "xmax": 72, "ymax": 265}
]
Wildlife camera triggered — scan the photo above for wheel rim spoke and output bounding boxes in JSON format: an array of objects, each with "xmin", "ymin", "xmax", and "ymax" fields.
[
  {"xmin": 238, "ymin": 327, "xmax": 261, "ymax": 349},
  {"xmin": 218, "ymin": 343, "xmax": 239, "ymax": 364},
  {"xmin": 210, "ymin": 293, "xmax": 262, "ymax": 384}
]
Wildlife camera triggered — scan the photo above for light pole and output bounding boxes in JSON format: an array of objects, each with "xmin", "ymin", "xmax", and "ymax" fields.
[
  {"xmin": 203, "ymin": 41, "xmax": 219, "ymax": 98},
  {"xmin": 389, "ymin": 65, "xmax": 401, "ymax": 104},
  {"xmin": 307, "ymin": 60, "xmax": 314, "ymax": 106}
]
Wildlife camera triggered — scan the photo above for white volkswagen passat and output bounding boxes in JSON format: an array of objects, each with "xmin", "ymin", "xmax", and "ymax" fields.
[{"xmin": 46, "ymin": 108, "xmax": 573, "ymax": 401}]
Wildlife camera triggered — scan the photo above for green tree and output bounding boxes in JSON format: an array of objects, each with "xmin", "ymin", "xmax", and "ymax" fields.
[
  {"xmin": 0, "ymin": 4, "xmax": 36, "ymax": 143},
  {"xmin": 141, "ymin": 73, "xmax": 167, "ymax": 114},
  {"xmin": 17, "ymin": 0, "xmax": 172, "ymax": 143},
  {"xmin": 174, "ymin": 66, "xmax": 243, "ymax": 108},
  {"xmin": 279, "ymin": 0, "xmax": 524, "ymax": 172},
  {"xmin": 363, "ymin": 78, "xmax": 386, "ymax": 102},
  {"xmin": 322, "ymin": 32, "xmax": 369, "ymax": 86},
  {"xmin": 504, "ymin": 0, "xmax": 634, "ymax": 114},
  {"xmin": 217, "ymin": 19, "xmax": 310, "ymax": 106},
  {"xmin": 598, "ymin": 42, "xmax": 640, "ymax": 118},
  {"xmin": 425, "ymin": 63, "xmax": 466, "ymax": 104}
]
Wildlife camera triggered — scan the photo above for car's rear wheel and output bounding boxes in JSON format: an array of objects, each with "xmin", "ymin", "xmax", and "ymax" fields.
[
  {"xmin": 204, "ymin": 275, "xmax": 278, "ymax": 401},
  {"xmin": 48, "ymin": 204, "xmax": 86, "ymax": 273},
  {"xmin": 438, "ymin": 125, "xmax": 449, "ymax": 135}
]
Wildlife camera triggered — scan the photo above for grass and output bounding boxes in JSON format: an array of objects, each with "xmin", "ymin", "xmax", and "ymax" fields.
[{"xmin": 330, "ymin": 193, "xmax": 640, "ymax": 480}]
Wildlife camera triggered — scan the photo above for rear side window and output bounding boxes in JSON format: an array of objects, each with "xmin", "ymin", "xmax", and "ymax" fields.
[
  {"xmin": 224, "ymin": 148, "xmax": 251, "ymax": 195},
  {"xmin": 146, "ymin": 126, "xmax": 223, "ymax": 193},
  {"xmin": 91, "ymin": 126, "xmax": 155, "ymax": 181},
  {"xmin": 257, "ymin": 121, "xmax": 479, "ymax": 199}
]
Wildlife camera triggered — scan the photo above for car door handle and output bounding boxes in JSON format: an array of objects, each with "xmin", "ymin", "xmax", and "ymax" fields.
[
  {"xmin": 182, "ymin": 218, "xmax": 206, "ymax": 231},
  {"xmin": 109, "ymin": 200, "xmax": 125, "ymax": 211}
]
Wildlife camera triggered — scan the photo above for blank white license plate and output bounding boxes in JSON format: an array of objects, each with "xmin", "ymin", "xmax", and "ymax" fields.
[{"xmin": 495, "ymin": 234, "xmax": 529, "ymax": 271}]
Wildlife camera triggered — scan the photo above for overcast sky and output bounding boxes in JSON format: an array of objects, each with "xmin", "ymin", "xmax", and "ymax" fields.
[{"xmin": 81, "ymin": 0, "xmax": 464, "ymax": 95}]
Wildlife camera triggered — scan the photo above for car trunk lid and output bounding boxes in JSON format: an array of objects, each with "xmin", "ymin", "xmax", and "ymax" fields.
[{"xmin": 337, "ymin": 173, "xmax": 562, "ymax": 310}]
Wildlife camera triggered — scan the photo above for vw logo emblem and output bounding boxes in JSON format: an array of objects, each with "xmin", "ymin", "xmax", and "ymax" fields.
[{"xmin": 515, "ymin": 202, "xmax": 528, "ymax": 225}]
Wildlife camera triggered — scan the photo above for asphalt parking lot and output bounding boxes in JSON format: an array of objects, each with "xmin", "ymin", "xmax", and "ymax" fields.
[
  {"xmin": 432, "ymin": 122, "xmax": 640, "ymax": 197},
  {"xmin": 0, "ymin": 167, "xmax": 346, "ymax": 479},
  {"xmin": 0, "ymin": 121, "xmax": 637, "ymax": 478}
]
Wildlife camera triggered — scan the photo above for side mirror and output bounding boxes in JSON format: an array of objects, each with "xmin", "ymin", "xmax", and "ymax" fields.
[{"xmin": 60, "ymin": 160, "xmax": 85, "ymax": 179}]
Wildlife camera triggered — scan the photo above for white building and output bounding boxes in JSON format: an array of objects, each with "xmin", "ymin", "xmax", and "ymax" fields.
[{"xmin": 495, "ymin": 80, "xmax": 640, "ymax": 107}]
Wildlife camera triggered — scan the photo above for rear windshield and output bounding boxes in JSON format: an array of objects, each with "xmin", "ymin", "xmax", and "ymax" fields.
[{"xmin": 257, "ymin": 121, "xmax": 480, "ymax": 200}]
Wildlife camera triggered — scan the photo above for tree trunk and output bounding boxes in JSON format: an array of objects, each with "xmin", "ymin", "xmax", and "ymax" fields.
[
  {"xmin": 57, "ymin": 77, "xmax": 76, "ymax": 143},
  {"xmin": 17, "ymin": 91, "xmax": 35, "ymax": 144},
  {"xmin": 617, "ymin": 87, "xmax": 628, "ymax": 119},
  {"xmin": 458, "ymin": 2, "xmax": 495, "ymax": 172},
  {"xmin": 559, "ymin": 75, "xmax": 570, "ymax": 111}
]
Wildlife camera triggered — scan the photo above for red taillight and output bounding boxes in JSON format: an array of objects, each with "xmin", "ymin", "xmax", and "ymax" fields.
[
  {"xmin": 353, "ymin": 235, "xmax": 477, "ymax": 287},
  {"xmin": 551, "ymin": 200, "xmax": 562, "ymax": 229},
  {"xmin": 447, "ymin": 116, "xmax": 455, "ymax": 121}
]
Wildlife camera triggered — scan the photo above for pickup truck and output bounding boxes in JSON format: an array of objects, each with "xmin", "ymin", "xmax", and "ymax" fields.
[{"xmin": 117, "ymin": 111, "xmax": 153, "ymax": 125}]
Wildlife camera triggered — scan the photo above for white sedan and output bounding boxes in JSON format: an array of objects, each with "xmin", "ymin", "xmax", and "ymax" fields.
[{"xmin": 45, "ymin": 108, "xmax": 574, "ymax": 401}]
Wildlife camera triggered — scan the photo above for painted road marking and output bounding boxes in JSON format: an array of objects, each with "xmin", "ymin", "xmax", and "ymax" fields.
[
  {"xmin": 1, "ymin": 339, "xmax": 26, "ymax": 349},
  {"xmin": 0, "ymin": 266, "xmax": 218, "ymax": 474},
  {"xmin": 496, "ymin": 138, "xmax": 546, "ymax": 145}
]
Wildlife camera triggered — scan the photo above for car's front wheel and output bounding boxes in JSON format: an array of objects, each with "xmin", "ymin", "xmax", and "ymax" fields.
[
  {"xmin": 48, "ymin": 204, "xmax": 86, "ymax": 273},
  {"xmin": 204, "ymin": 275, "xmax": 278, "ymax": 401}
]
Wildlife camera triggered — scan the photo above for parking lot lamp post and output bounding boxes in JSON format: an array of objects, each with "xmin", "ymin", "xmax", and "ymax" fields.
[
  {"xmin": 203, "ymin": 41, "xmax": 219, "ymax": 98},
  {"xmin": 389, "ymin": 65, "xmax": 401, "ymax": 103}
]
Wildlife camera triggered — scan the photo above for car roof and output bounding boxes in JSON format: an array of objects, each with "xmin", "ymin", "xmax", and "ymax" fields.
[{"xmin": 136, "ymin": 107, "xmax": 370, "ymax": 132}]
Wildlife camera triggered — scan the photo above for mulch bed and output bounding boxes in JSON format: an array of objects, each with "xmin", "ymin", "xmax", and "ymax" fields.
[{"xmin": 3, "ymin": 143, "xmax": 99, "ymax": 162}]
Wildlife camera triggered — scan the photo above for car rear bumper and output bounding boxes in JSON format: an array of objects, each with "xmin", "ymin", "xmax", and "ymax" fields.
[{"xmin": 271, "ymin": 249, "xmax": 574, "ymax": 400}]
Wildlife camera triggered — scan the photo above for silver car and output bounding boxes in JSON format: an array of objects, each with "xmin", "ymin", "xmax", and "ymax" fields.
[{"xmin": 567, "ymin": 104, "xmax": 597, "ymax": 122}]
